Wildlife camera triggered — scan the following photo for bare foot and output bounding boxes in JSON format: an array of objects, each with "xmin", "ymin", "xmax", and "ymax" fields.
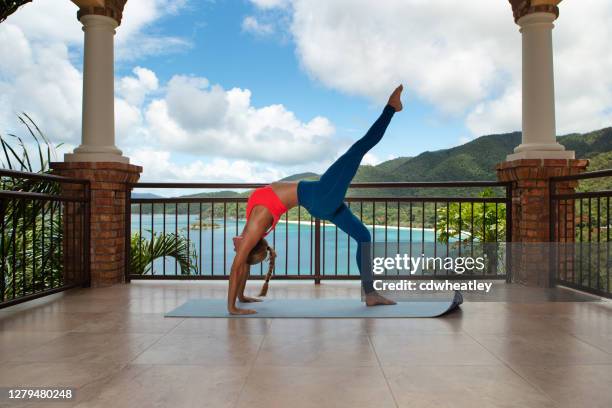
[
  {"xmin": 238, "ymin": 296, "xmax": 262, "ymax": 303},
  {"xmin": 388, "ymin": 84, "xmax": 403, "ymax": 112},
  {"xmin": 228, "ymin": 307, "xmax": 257, "ymax": 315},
  {"xmin": 365, "ymin": 292, "xmax": 397, "ymax": 306}
]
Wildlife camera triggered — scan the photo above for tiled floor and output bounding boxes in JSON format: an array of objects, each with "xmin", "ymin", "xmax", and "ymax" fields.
[{"xmin": 0, "ymin": 281, "xmax": 611, "ymax": 408}]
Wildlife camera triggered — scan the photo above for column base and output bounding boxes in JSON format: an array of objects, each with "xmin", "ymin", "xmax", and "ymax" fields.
[
  {"xmin": 51, "ymin": 161, "xmax": 142, "ymax": 287},
  {"xmin": 497, "ymin": 158, "xmax": 588, "ymax": 287},
  {"xmin": 65, "ymin": 145, "xmax": 129, "ymax": 163},
  {"xmin": 506, "ymin": 149, "xmax": 575, "ymax": 161}
]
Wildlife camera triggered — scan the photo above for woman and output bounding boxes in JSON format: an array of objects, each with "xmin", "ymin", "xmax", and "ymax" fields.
[{"xmin": 228, "ymin": 85, "xmax": 403, "ymax": 315}]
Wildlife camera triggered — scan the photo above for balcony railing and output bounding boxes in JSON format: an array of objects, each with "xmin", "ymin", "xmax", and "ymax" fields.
[
  {"xmin": 551, "ymin": 169, "xmax": 612, "ymax": 298},
  {"xmin": 127, "ymin": 181, "xmax": 512, "ymax": 282},
  {"xmin": 0, "ymin": 169, "xmax": 90, "ymax": 308}
]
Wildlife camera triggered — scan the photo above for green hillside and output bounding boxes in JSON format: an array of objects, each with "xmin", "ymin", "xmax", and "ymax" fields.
[
  {"xmin": 296, "ymin": 126, "xmax": 611, "ymax": 199},
  {"xmin": 347, "ymin": 127, "xmax": 611, "ymax": 199},
  {"xmin": 353, "ymin": 127, "xmax": 611, "ymax": 184},
  {"xmin": 133, "ymin": 127, "xmax": 611, "ymax": 217}
]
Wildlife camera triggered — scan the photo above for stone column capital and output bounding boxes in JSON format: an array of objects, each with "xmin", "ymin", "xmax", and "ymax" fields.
[
  {"xmin": 517, "ymin": 11, "xmax": 557, "ymax": 29},
  {"xmin": 508, "ymin": 0, "xmax": 561, "ymax": 23},
  {"xmin": 73, "ymin": 0, "xmax": 127, "ymax": 26},
  {"xmin": 79, "ymin": 14, "xmax": 118, "ymax": 32}
]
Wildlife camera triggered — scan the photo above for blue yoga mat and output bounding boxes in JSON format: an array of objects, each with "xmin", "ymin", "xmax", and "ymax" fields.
[{"xmin": 165, "ymin": 292, "xmax": 462, "ymax": 318}]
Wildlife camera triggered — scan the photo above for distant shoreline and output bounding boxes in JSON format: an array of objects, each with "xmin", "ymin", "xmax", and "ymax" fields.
[
  {"xmin": 277, "ymin": 218, "xmax": 437, "ymax": 233},
  {"xmin": 136, "ymin": 214, "xmax": 439, "ymax": 233}
]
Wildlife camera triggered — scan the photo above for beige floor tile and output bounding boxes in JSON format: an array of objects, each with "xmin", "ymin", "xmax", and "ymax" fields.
[
  {"xmin": 70, "ymin": 312, "xmax": 183, "ymax": 334},
  {"xmin": 446, "ymin": 301, "xmax": 510, "ymax": 316},
  {"xmin": 9, "ymin": 332, "xmax": 162, "ymax": 365},
  {"xmin": 371, "ymin": 333, "xmax": 502, "ymax": 366},
  {"xmin": 267, "ymin": 318, "xmax": 369, "ymax": 338},
  {"xmin": 131, "ymin": 333, "xmax": 264, "ymax": 366},
  {"xmin": 384, "ymin": 364, "xmax": 555, "ymax": 408},
  {"xmin": 126, "ymin": 297, "xmax": 191, "ymax": 313},
  {"xmin": 0, "ymin": 331, "xmax": 64, "ymax": 363},
  {"xmin": 505, "ymin": 301, "xmax": 607, "ymax": 316},
  {"xmin": 255, "ymin": 333, "xmax": 377, "ymax": 367},
  {"xmin": 570, "ymin": 332, "xmax": 612, "ymax": 353},
  {"xmin": 472, "ymin": 331, "xmax": 612, "ymax": 367},
  {"xmin": 236, "ymin": 365, "xmax": 396, "ymax": 408},
  {"xmin": 513, "ymin": 364, "xmax": 612, "ymax": 408},
  {"xmin": 0, "ymin": 311, "xmax": 102, "ymax": 333},
  {"xmin": 36, "ymin": 297, "xmax": 131, "ymax": 313},
  {"xmin": 1, "ymin": 281, "xmax": 610, "ymax": 408},
  {"xmin": 0, "ymin": 361, "xmax": 119, "ymax": 387},
  {"xmin": 171, "ymin": 317, "xmax": 271, "ymax": 336},
  {"xmin": 548, "ymin": 310, "xmax": 612, "ymax": 335},
  {"xmin": 455, "ymin": 313, "xmax": 564, "ymax": 335},
  {"xmin": 74, "ymin": 364, "xmax": 249, "ymax": 408},
  {"xmin": 0, "ymin": 361, "xmax": 121, "ymax": 407},
  {"xmin": 365, "ymin": 316, "xmax": 463, "ymax": 335}
]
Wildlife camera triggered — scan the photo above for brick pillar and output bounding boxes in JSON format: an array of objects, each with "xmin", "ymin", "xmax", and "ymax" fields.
[
  {"xmin": 51, "ymin": 162, "xmax": 141, "ymax": 287},
  {"xmin": 497, "ymin": 158, "xmax": 588, "ymax": 287}
]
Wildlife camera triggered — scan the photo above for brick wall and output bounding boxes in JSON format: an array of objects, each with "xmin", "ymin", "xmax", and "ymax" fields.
[
  {"xmin": 51, "ymin": 162, "xmax": 141, "ymax": 287},
  {"xmin": 497, "ymin": 158, "xmax": 588, "ymax": 286}
]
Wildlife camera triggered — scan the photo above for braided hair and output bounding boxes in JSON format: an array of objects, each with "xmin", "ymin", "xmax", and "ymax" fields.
[{"xmin": 258, "ymin": 245, "xmax": 276, "ymax": 296}]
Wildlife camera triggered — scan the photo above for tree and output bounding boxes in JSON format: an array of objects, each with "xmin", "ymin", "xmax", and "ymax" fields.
[
  {"xmin": 130, "ymin": 232, "xmax": 198, "ymax": 276},
  {"xmin": 1, "ymin": 1, "xmax": 33, "ymax": 23},
  {"xmin": 436, "ymin": 188, "xmax": 507, "ymax": 275}
]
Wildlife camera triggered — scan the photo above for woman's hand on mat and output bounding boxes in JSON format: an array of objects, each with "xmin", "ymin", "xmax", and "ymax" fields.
[
  {"xmin": 365, "ymin": 291, "xmax": 397, "ymax": 306},
  {"xmin": 238, "ymin": 296, "xmax": 262, "ymax": 303},
  {"xmin": 388, "ymin": 84, "xmax": 403, "ymax": 112},
  {"xmin": 229, "ymin": 306, "xmax": 257, "ymax": 315}
]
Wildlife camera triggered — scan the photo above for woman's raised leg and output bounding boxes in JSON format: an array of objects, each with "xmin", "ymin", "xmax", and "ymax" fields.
[
  {"xmin": 315, "ymin": 106, "xmax": 396, "ymax": 214},
  {"xmin": 308, "ymin": 85, "xmax": 403, "ymax": 215}
]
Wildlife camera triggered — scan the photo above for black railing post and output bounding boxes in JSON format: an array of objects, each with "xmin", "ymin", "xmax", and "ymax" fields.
[
  {"xmin": 83, "ymin": 182, "xmax": 91, "ymax": 287},
  {"xmin": 314, "ymin": 218, "xmax": 321, "ymax": 284},
  {"xmin": 505, "ymin": 183, "xmax": 513, "ymax": 283},
  {"xmin": 0, "ymin": 198, "xmax": 5, "ymax": 302},
  {"xmin": 124, "ymin": 183, "xmax": 132, "ymax": 283},
  {"xmin": 549, "ymin": 178, "xmax": 557, "ymax": 288}
]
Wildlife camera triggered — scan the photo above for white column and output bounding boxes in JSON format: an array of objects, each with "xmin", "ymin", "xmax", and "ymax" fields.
[
  {"xmin": 507, "ymin": 12, "xmax": 573, "ymax": 161},
  {"xmin": 66, "ymin": 14, "xmax": 128, "ymax": 163}
]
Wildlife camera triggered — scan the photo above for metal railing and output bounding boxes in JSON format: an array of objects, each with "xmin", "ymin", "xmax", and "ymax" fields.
[
  {"xmin": 550, "ymin": 169, "xmax": 612, "ymax": 298},
  {"xmin": 0, "ymin": 169, "xmax": 90, "ymax": 308},
  {"xmin": 127, "ymin": 181, "xmax": 512, "ymax": 282}
]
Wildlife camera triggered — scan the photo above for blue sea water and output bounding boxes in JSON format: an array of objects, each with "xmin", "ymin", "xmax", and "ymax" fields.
[{"xmin": 131, "ymin": 214, "xmax": 442, "ymax": 277}]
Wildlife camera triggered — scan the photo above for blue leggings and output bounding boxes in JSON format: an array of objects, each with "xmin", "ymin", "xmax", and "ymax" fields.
[{"xmin": 297, "ymin": 105, "xmax": 395, "ymax": 293}]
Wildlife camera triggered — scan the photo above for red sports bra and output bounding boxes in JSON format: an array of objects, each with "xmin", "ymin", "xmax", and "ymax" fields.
[{"xmin": 246, "ymin": 185, "xmax": 288, "ymax": 237}]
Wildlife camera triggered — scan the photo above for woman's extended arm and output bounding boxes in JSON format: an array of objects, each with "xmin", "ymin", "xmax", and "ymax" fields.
[{"xmin": 227, "ymin": 219, "xmax": 266, "ymax": 314}]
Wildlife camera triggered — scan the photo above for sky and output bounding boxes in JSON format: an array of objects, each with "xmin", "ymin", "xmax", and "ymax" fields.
[{"xmin": 0, "ymin": 0, "xmax": 611, "ymax": 186}]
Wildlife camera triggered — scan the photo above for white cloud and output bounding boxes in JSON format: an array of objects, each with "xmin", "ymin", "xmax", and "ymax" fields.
[
  {"xmin": 0, "ymin": 0, "xmax": 342, "ymax": 183},
  {"xmin": 361, "ymin": 153, "xmax": 380, "ymax": 166},
  {"xmin": 116, "ymin": 0, "xmax": 192, "ymax": 60},
  {"xmin": 258, "ymin": 0, "xmax": 612, "ymax": 136},
  {"xmin": 242, "ymin": 16, "xmax": 275, "ymax": 36},
  {"xmin": 0, "ymin": 0, "xmax": 189, "ymax": 145},
  {"xmin": 0, "ymin": 32, "xmax": 82, "ymax": 143},
  {"xmin": 117, "ymin": 67, "xmax": 159, "ymax": 107},
  {"xmin": 287, "ymin": 0, "xmax": 516, "ymax": 116},
  {"xmin": 144, "ymin": 75, "xmax": 337, "ymax": 165},
  {"xmin": 1, "ymin": 1, "xmax": 82, "ymax": 45},
  {"xmin": 165, "ymin": 76, "xmax": 227, "ymax": 131},
  {"xmin": 466, "ymin": 84, "xmax": 521, "ymax": 136},
  {"xmin": 131, "ymin": 149, "xmax": 284, "ymax": 184}
]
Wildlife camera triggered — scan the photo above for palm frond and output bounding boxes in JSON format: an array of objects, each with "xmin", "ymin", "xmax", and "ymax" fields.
[{"xmin": 130, "ymin": 232, "xmax": 198, "ymax": 276}]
